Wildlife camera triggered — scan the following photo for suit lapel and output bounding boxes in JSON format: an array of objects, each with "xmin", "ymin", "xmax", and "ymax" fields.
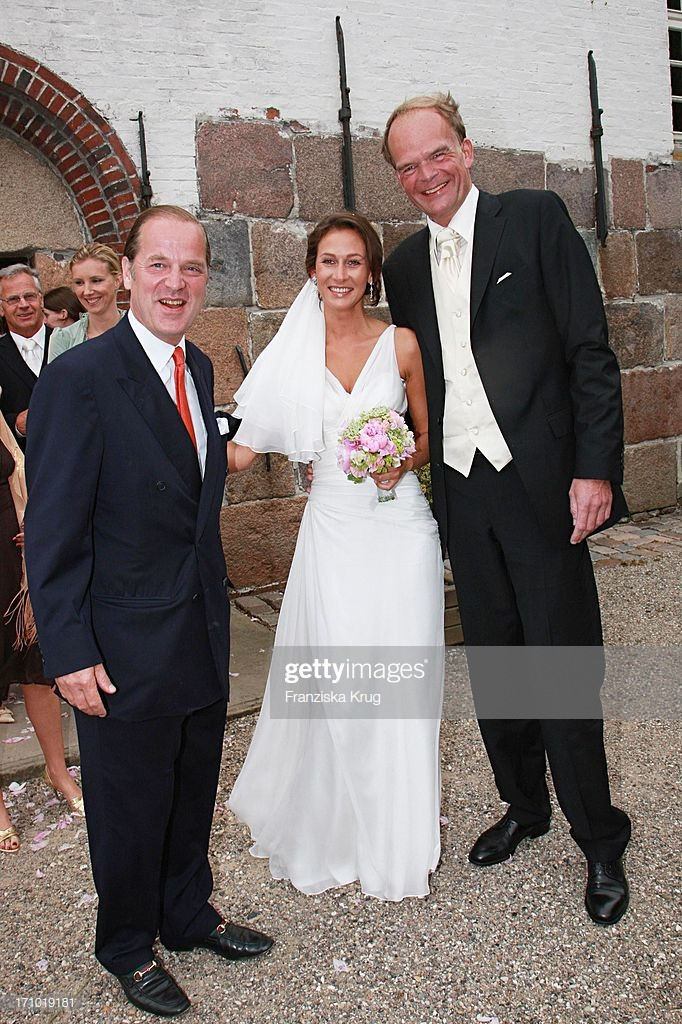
[
  {"xmin": 113, "ymin": 318, "xmax": 202, "ymax": 497},
  {"xmin": 187, "ymin": 342, "xmax": 224, "ymax": 541},
  {"xmin": 405, "ymin": 229, "xmax": 443, "ymax": 373},
  {"xmin": 470, "ymin": 191, "xmax": 505, "ymax": 328},
  {"xmin": 0, "ymin": 331, "xmax": 39, "ymax": 389},
  {"xmin": 41, "ymin": 327, "xmax": 52, "ymax": 370}
]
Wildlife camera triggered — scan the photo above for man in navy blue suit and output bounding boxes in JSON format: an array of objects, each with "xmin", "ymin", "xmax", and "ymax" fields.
[{"xmin": 25, "ymin": 206, "xmax": 272, "ymax": 1018}]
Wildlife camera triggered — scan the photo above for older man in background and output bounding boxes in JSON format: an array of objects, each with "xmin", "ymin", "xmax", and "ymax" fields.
[{"xmin": 0, "ymin": 264, "xmax": 50, "ymax": 447}]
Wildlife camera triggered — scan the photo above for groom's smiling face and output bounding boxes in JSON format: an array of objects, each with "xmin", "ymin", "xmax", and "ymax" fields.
[{"xmin": 387, "ymin": 108, "xmax": 474, "ymax": 228}]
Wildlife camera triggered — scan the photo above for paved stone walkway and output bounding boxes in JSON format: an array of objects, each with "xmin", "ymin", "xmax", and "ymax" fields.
[{"xmin": 588, "ymin": 509, "xmax": 682, "ymax": 566}]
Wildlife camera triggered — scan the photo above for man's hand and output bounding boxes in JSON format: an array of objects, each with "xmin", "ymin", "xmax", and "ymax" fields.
[
  {"xmin": 55, "ymin": 664, "xmax": 116, "ymax": 717},
  {"xmin": 15, "ymin": 409, "xmax": 28, "ymax": 436},
  {"xmin": 569, "ymin": 478, "xmax": 613, "ymax": 545}
]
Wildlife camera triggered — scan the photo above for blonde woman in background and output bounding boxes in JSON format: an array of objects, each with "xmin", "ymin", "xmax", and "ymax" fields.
[{"xmin": 47, "ymin": 243, "xmax": 123, "ymax": 362}]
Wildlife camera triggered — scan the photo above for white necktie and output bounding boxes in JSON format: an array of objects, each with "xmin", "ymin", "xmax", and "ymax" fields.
[
  {"xmin": 21, "ymin": 338, "xmax": 42, "ymax": 375},
  {"xmin": 436, "ymin": 227, "xmax": 466, "ymax": 279}
]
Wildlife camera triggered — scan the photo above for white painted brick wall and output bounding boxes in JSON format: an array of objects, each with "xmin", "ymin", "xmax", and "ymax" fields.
[{"xmin": 4, "ymin": 0, "xmax": 673, "ymax": 208}]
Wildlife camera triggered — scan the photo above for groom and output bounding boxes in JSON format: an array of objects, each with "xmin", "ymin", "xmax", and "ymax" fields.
[
  {"xmin": 382, "ymin": 93, "xmax": 631, "ymax": 925},
  {"xmin": 25, "ymin": 206, "xmax": 272, "ymax": 1017}
]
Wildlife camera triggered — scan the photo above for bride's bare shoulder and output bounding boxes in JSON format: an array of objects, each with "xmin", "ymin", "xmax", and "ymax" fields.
[{"xmin": 392, "ymin": 325, "xmax": 419, "ymax": 354}]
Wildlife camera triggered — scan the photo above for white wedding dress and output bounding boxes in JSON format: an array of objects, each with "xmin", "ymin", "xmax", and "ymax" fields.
[{"xmin": 229, "ymin": 326, "xmax": 444, "ymax": 901}]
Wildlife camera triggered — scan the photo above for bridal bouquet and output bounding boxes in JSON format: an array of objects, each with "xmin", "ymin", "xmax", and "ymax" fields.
[{"xmin": 337, "ymin": 406, "xmax": 416, "ymax": 502}]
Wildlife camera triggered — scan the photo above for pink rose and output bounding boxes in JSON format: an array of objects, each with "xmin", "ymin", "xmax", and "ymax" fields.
[{"xmin": 359, "ymin": 421, "xmax": 390, "ymax": 453}]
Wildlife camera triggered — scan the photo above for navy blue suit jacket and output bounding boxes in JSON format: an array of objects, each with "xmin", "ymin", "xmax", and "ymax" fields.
[{"xmin": 24, "ymin": 315, "xmax": 230, "ymax": 720}]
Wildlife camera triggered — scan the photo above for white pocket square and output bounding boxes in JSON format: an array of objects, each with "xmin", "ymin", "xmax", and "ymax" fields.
[{"xmin": 496, "ymin": 272, "xmax": 512, "ymax": 284}]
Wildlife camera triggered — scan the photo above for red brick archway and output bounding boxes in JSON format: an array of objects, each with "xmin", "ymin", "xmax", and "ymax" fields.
[{"xmin": 0, "ymin": 44, "xmax": 141, "ymax": 250}]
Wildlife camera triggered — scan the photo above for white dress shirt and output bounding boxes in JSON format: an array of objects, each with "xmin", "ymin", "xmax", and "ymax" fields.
[
  {"xmin": 127, "ymin": 310, "xmax": 207, "ymax": 477},
  {"xmin": 11, "ymin": 325, "xmax": 46, "ymax": 376},
  {"xmin": 428, "ymin": 185, "xmax": 512, "ymax": 476}
]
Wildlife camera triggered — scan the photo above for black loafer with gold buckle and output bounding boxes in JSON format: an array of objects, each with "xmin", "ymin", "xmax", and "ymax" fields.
[
  {"xmin": 116, "ymin": 959, "xmax": 190, "ymax": 1017},
  {"xmin": 166, "ymin": 919, "xmax": 274, "ymax": 960}
]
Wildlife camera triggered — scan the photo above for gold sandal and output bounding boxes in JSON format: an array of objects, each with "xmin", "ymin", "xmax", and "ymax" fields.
[
  {"xmin": 0, "ymin": 825, "xmax": 20, "ymax": 853},
  {"xmin": 43, "ymin": 767, "xmax": 85, "ymax": 817}
]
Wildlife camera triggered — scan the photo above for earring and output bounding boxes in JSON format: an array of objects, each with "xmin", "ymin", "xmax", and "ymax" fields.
[
  {"xmin": 311, "ymin": 276, "xmax": 317, "ymax": 286},
  {"xmin": 368, "ymin": 282, "xmax": 374, "ymax": 303}
]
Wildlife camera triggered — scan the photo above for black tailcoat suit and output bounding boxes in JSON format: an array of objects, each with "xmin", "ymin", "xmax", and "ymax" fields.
[
  {"xmin": 0, "ymin": 327, "xmax": 51, "ymax": 448},
  {"xmin": 383, "ymin": 189, "xmax": 630, "ymax": 861},
  {"xmin": 25, "ymin": 315, "xmax": 231, "ymax": 974}
]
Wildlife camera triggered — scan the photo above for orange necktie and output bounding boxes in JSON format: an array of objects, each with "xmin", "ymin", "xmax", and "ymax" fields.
[{"xmin": 172, "ymin": 346, "xmax": 197, "ymax": 450}]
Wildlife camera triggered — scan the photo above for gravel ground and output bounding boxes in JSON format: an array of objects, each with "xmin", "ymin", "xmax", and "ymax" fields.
[{"xmin": 1, "ymin": 555, "xmax": 680, "ymax": 1024}]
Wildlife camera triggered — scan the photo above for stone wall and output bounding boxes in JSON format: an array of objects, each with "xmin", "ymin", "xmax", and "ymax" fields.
[
  {"xmin": 0, "ymin": 22, "xmax": 678, "ymax": 590},
  {"xmin": 1, "ymin": 0, "xmax": 673, "ymax": 208},
  {"xmin": 0, "ymin": 135, "xmax": 83, "ymax": 255},
  {"xmin": 1, "ymin": 0, "xmax": 678, "ymax": 591},
  {"xmin": 196, "ymin": 116, "xmax": 682, "ymax": 590},
  {"xmin": 601, "ymin": 161, "xmax": 682, "ymax": 514},
  {"xmin": 0, "ymin": 43, "xmax": 141, "ymax": 257}
]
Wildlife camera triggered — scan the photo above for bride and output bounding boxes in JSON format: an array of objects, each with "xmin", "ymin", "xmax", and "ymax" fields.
[{"xmin": 228, "ymin": 212, "xmax": 444, "ymax": 901}]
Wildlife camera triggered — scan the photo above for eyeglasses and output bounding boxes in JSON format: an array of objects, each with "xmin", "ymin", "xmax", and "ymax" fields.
[
  {"xmin": 395, "ymin": 148, "xmax": 459, "ymax": 181},
  {"xmin": 1, "ymin": 291, "xmax": 40, "ymax": 306}
]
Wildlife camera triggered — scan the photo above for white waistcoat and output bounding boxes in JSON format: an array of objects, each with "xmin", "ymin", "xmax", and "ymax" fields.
[{"xmin": 430, "ymin": 240, "xmax": 512, "ymax": 476}]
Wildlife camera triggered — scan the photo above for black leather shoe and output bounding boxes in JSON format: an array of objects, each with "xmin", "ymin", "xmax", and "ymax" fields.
[
  {"xmin": 468, "ymin": 812, "xmax": 551, "ymax": 866},
  {"xmin": 117, "ymin": 960, "xmax": 190, "ymax": 1017},
  {"xmin": 168, "ymin": 920, "xmax": 274, "ymax": 960},
  {"xmin": 585, "ymin": 859, "xmax": 629, "ymax": 925}
]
